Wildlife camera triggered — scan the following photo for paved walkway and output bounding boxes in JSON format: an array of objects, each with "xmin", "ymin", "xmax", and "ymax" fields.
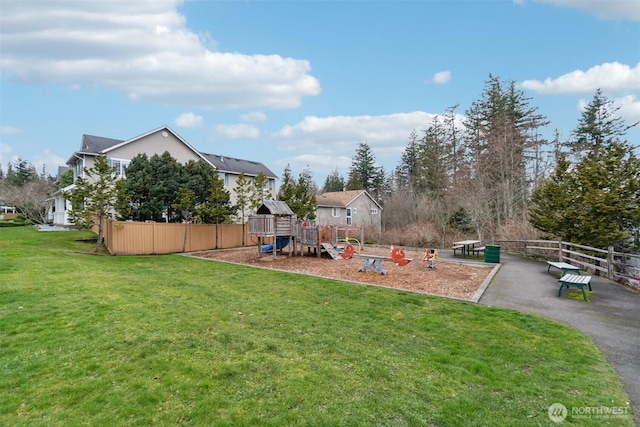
[{"xmin": 444, "ymin": 251, "xmax": 640, "ymax": 425}]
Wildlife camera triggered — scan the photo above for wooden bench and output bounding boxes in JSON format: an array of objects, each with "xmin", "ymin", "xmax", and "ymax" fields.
[
  {"xmin": 558, "ymin": 274, "xmax": 592, "ymax": 301},
  {"xmin": 547, "ymin": 261, "xmax": 581, "ymax": 276},
  {"xmin": 452, "ymin": 245, "xmax": 464, "ymax": 256},
  {"xmin": 471, "ymin": 246, "xmax": 485, "ymax": 256}
]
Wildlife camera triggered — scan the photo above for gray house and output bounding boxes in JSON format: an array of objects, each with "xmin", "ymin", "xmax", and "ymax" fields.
[
  {"xmin": 315, "ymin": 190, "xmax": 382, "ymax": 232},
  {"xmin": 50, "ymin": 125, "xmax": 277, "ymax": 225}
]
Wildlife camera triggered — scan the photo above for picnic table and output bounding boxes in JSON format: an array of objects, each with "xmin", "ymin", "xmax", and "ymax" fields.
[
  {"xmin": 558, "ymin": 274, "xmax": 592, "ymax": 301},
  {"xmin": 547, "ymin": 261, "xmax": 581, "ymax": 276},
  {"xmin": 452, "ymin": 240, "xmax": 482, "ymax": 258}
]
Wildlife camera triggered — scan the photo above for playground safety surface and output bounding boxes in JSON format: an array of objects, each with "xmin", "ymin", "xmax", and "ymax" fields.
[{"xmin": 194, "ymin": 246, "xmax": 493, "ymax": 301}]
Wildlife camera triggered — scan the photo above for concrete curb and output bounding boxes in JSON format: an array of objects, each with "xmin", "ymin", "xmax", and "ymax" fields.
[{"xmin": 470, "ymin": 263, "xmax": 501, "ymax": 303}]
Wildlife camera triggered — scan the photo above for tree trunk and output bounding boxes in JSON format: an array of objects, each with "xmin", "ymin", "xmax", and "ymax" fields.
[{"xmin": 95, "ymin": 215, "xmax": 104, "ymax": 252}]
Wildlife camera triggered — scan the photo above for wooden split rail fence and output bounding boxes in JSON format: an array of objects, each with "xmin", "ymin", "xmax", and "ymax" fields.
[{"xmin": 494, "ymin": 239, "xmax": 640, "ymax": 287}]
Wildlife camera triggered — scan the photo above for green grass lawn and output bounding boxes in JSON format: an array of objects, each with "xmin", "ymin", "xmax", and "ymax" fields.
[{"xmin": 0, "ymin": 227, "xmax": 633, "ymax": 426}]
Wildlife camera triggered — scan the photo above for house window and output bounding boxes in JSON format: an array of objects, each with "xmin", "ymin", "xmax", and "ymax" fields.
[
  {"xmin": 74, "ymin": 158, "xmax": 84, "ymax": 178},
  {"xmin": 108, "ymin": 158, "xmax": 130, "ymax": 178},
  {"xmin": 346, "ymin": 208, "xmax": 352, "ymax": 225},
  {"xmin": 224, "ymin": 173, "xmax": 229, "ymax": 186},
  {"xmin": 332, "ymin": 208, "xmax": 340, "ymax": 217},
  {"xmin": 370, "ymin": 208, "xmax": 378, "ymax": 215}
]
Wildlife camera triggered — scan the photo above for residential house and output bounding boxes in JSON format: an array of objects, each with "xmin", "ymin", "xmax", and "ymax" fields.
[
  {"xmin": 315, "ymin": 190, "xmax": 382, "ymax": 232},
  {"xmin": 50, "ymin": 126, "xmax": 277, "ymax": 225}
]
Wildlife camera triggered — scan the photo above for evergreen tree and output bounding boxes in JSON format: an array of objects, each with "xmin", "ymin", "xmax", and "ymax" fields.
[
  {"xmin": 197, "ymin": 173, "xmax": 234, "ymax": 224},
  {"xmin": 172, "ymin": 187, "xmax": 196, "ymax": 251},
  {"xmin": 530, "ymin": 89, "xmax": 639, "ymax": 250},
  {"xmin": 463, "ymin": 75, "xmax": 548, "ymax": 230},
  {"xmin": 251, "ymin": 172, "xmax": 271, "ymax": 207},
  {"xmin": 570, "ymin": 88, "xmax": 638, "ymax": 157},
  {"xmin": 233, "ymin": 172, "xmax": 253, "ymax": 245},
  {"xmin": 5, "ymin": 158, "xmax": 38, "ymax": 186},
  {"xmin": 529, "ymin": 155, "xmax": 576, "ymax": 239},
  {"xmin": 346, "ymin": 142, "xmax": 384, "ymax": 196},
  {"xmin": 184, "ymin": 159, "xmax": 217, "ymax": 207},
  {"xmin": 148, "ymin": 152, "xmax": 187, "ymax": 222},
  {"xmin": 59, "ymin": 168, "xmax": 75, "ymax": 187},
  {"xmin": 295, "ymin": 167, "xmax": 318, "ymax": 220},
  {"xmin": 571, "ymin": 143, "xmax": 640, "ymax": 249},
  {"xmin": 124, "ymin": 152, "xmax": 188, "ymax": 222},
  {"xmin": 279, "ymin": 166, "xmax": 317, "ymax": 220},
  {"xmin": 419, "ymin": 120, "xmax": 449, "ymax": 199},
  {"xmin": 65, "ymin": 154, "xmax": 120, "ymax": 251},
  {"xmin": 124, "ymin": 153, "xmax": 153, "ymax": 221},
  {"xmin": 278, "ymin": 165, "xmax": 317, "ymax": 220},
  {"xmin": 394, "ymin": 130, "xmax": 421, "ymax": 192},
  {"xmin": 114, "ymin": 179, "xmax": 131, "ymax": 220},
  {"xmin": 277, "ymin": 165, "xmax": 296, "ymax": 202},
  {"xmin": 322, "ymin": 168, "xmax": 345, "ymax": 193}
]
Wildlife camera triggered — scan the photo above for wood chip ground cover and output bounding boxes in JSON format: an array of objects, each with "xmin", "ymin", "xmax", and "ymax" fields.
[{"xmin": 193, "ymin": 246, "xmax": 492, "ymax": 300}]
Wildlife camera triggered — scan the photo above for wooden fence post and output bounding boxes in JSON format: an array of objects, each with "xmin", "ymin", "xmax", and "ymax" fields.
[
  {"xmin": 607, "ymin": 246, "xmax": 614, "ymax": 280},
  {"xmin": 558, "ymin": 238, "xmax": 563, "ymax": 261}
]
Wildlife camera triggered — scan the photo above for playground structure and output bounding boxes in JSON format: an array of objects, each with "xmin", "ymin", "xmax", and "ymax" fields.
[
  {"xmin": 248, "ymin": 201, "xmax": 296, "ymax": 259},
  {"xmin": 351, "ymin": 244, "xmax": 413, "ymax": 275},
  {"xmin": 423, "ymin": 248, "xmax": 439, "ymax": 269},
  {"xmin": 248, "ymin": 200, "xmax": 366, "ymax": 260},
  {"xmin": 297, "ymin": 223, "xmax": 365, "ymax": 259}
]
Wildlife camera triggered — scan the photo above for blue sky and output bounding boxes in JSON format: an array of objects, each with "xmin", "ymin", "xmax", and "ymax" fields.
[{"xmin": 1, "ymin": 0, "xmax": 638, "ymax": 186}]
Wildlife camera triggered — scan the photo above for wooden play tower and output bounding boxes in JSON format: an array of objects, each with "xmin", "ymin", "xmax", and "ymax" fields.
[{"xmin": 248, "ymin": 200, "xmax": 297, "ymax": 259}]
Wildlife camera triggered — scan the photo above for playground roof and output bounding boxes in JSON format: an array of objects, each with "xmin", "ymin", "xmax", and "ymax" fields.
[{"xmin": 256, "ymin": 200, "xmax": 295, "ymax": 216}]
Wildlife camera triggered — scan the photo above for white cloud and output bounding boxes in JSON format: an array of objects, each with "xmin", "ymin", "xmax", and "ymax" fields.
[
  {"xmin": 0, "ymin": 126, "xmax": 22, "ymax": 136},
  {"xmin": 214, "ymin": 124, "xmax": 261, "ymax": 139},
  {"xmin": 240, "ymin": 111, "xmax": 267, "ymax": 123},
  {"xmin": 34, "ymin": 150, "xmax": 67, "ymax": 177},
  {"xmin": 272, "ymin": 153, "xmax": 353, "ymax": 182},
  {"xmin": 432, "ymin": 71, "xmax": 452, "ymax": 84},
  {"xmin": 272, "ymin": 111, "xmax": 444, "ymax": 177},
  {"xmin": 174, "ymin": 112, "xmax": 203, "ymax": 128},
  {"xmin": 536, "ymin": 0, "xmax": 640, "ymax": 21},
  {"xmin": 521, "ymin": 62, "xmax": 640, "ymax": 94},
  {"xmin": 615, "ymin": 95, "xmax": 640, "ymax": 124},
  {"xmin": 0, "ymin": 1, "xmax": 320, "ymax": 110}
]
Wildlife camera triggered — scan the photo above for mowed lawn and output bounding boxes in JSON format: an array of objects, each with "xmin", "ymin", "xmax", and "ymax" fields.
[{"xmin": 0, "ymin": 227, "xmax": 633, "ymax": 426}]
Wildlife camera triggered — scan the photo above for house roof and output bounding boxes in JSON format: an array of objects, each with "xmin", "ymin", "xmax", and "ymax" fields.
[
  {"xmin": 256, "ymin": 200, "xmax": 295, "ymax": 216},
  {"xmin": 81, "ymin": 134, "xmax": 124, "ymax": 153},
  {"xmin": 317, "ymin": 190, "xmax": 382, "ymax": 210},
  {"xmin": 201, "ymin": 153, "xmax": 277, "ymax": 179},
  {"xmin": 65, "ymin": 126, "xmax": 277, "ymax": 179}
]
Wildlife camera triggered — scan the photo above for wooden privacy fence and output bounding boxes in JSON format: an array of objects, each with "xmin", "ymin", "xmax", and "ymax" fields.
[
  {"xmin": 103, "ymin": 218, "xmax": 255, "ymax": 255},
  {"xmin": 495, "ymin": 239, "xmax": 640, "ymax": 287}
]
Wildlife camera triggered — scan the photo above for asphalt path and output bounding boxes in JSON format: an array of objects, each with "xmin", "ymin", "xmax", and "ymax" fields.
[{"xmin": 446, "ymin": 251, "xmax": 640, "ymax": 425}]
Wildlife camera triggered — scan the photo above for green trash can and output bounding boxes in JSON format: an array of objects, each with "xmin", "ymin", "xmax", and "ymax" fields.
[{"xmin": 484, "ymin": 245, "xmax": 500, "ymax": 263}]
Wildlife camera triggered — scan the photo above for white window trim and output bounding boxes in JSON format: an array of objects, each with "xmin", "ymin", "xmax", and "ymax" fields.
[
  {"xmin": 74, "ymin": 158, "xmax": 84, "ymax": 179},
  {"xmin": 107, "ymin": 157, "xmax": 130, "ymax": 178}
]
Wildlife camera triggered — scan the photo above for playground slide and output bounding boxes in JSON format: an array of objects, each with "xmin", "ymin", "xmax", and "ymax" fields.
[{"xmin": 261, "ymin": 237, "xmax": 290, "ymax": 252}]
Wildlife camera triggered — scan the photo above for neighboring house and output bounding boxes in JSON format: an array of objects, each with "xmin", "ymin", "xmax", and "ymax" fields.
[
  {"xmin": 315, "ymin": 190, "xmax": 382, "ymax": 232},
  {"xmin": 50, "ymin": 126, "xmax": 277, "ymax": 225}
]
